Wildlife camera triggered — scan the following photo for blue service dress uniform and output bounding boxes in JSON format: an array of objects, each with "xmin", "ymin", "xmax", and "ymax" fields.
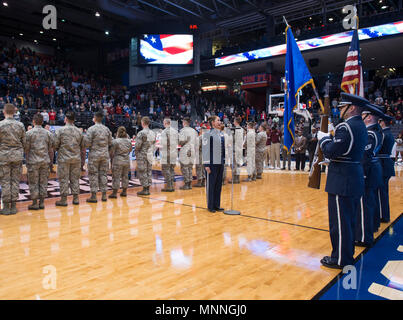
[
  {"xmin": 202, "ymin": 128, "xmax": 225, "ymax": 211},
  {"xmin": 376, "ymin": 126, "xmax": 395, "ymax": 224},
  {"xmin": 355, "ymin": 123, "xmax": 383, "ymax": 245},
  {"xmin": 319, "ymin": 115, "xmax": 368, "ymax": 266}
]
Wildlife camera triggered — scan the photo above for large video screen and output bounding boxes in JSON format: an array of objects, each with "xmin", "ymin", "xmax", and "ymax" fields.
[
  {"xmin": 139, "ymin": 34, "xmax": 193, "ymax": 65},
  {"xmin": 215, "ymin": 20, "xmax": 403, "ymax": 67}
]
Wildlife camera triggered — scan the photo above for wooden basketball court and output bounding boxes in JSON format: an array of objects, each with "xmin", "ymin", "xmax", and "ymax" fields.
[{"xmin": 0, "ymin": 164, "xmax": 401, "ymax": 300}]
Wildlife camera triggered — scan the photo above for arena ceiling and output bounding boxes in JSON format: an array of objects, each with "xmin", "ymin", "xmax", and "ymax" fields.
[{"xmin": 0, "ymin": 0, "xmax": 396, "ymax": 48}]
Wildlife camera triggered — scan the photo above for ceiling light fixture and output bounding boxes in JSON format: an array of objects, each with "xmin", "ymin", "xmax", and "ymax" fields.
[
  {"xmin": 95, "ymin": 12, "xmax": 101, "ymax": 17},
  {"xmin": 3, "ymin": 2, "xmax": 8, "ymax": 7},
  {"xmin": 105, "ymin": 31, "xmax": 109, "ymax": 35}
]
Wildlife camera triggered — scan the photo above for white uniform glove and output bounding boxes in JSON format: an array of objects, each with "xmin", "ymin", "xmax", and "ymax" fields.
[{"xmin": 317, "ymin": 131, "xmax": 330, "ymax": 141}]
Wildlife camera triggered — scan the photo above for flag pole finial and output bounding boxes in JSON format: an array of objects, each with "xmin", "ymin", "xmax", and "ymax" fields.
[{"xmin": 283, "ymin": 16, "xmax": 289, "ymax": 28}]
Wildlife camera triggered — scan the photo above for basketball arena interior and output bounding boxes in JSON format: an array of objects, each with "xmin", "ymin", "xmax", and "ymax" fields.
[{"xmin": 0, "ymin": 0, "xmax": 402, "ymax": 305}]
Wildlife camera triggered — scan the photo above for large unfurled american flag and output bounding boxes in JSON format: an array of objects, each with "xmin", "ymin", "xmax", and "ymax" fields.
[
  {"xmin": 341, "ymin": 27, "xmax": 364, "ymax": 97},
  {"xmin": 140, "ymin": 34, "xmax": 193, "ymax": 65}
]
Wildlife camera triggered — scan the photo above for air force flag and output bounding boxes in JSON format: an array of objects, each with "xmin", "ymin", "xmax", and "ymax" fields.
[{"xmin": 284, "ymin": 26, "xmax": 314, "ymax": 153}]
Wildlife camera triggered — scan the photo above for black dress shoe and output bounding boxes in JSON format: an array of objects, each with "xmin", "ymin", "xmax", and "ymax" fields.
[
  {"xmin": 355, "ymin": 241, "xmax": 372, "ymax": 248},
  {"xmin": 215, "ymin": 207, "xmax": 225, "ymax": 211},
  {"xmin": 208, "ymin": 209, "xmax": 216, "ymax": 213},
  {"xmin": 320, "ymin": 256, "xmax": 344, "ymax": 269}
]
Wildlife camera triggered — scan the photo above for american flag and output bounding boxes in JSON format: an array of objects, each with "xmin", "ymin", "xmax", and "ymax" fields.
[
  {"xmin": 140, "ymin": 34, "xmax": 193, "ymax": 65},
  {"xmin": 341, "ymin": 28, "xmax": 364, "ymax": 97}
]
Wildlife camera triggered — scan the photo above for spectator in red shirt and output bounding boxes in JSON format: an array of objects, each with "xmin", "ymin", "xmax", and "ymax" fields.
[
  {"xmin": 270, "ymin": 124, "xmax": 282, "ymax": 169},
  {"xmin": 48, "ymin": 109, "xmax": 56, "ymax": 125},
  {"xmin": 115, "ymin": 104, "xmax": 122, "ymax": 115}
]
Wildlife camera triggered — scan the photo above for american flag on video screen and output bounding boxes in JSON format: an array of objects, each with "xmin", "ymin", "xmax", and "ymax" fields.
[
  {"xmin": 140, "ymin": 34, "xmax": 193, "ymax": 65},
  {"xmin": 341, "ymin": 28, "xmax": 364, "ymax": 97}
]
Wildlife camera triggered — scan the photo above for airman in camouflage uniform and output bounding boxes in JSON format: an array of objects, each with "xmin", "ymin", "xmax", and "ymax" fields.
[
  {"xmin": 0, "ymin": 103, "xmax": 26, "ymax": 215},
  {"xmin": 194, "ymin": 126, "xmax": 207, "ymax": 187},
  {"xmin": 84, "ymin": 112, "xmax": 113, "ymax": 203},
  {"xmin": 220, "ymin": 124, "xmax": 231, "ymax": 185},
  {"xmin": 25, "ymin": 113, "xmax": 54, "ymax": 210},
  {"xmin": 135, "ymin": 117, "xmax": 156, "ymax": 195},
  {"xmin": 243, "ymin": 122, "xmax": 256, "ymax": 182},
  {"xmin": 179, "ymin": 118, "xmax": 197, "ymax": 190},
  {"xmin": 109, "ymin": 126, "xmax": 132, "ymax": 198},
  {"xmin": 255, "ymin": 123, "xmax": 268, "ymax": 179},
  {"xmin": 54, "ymin": 111, "xmax": 84, "ymax": 206},
  {"xmin": 228, "ymin": 117, "xmax": 243, "ymax": 184},
  {"xmin": 160, "ymin": 118, "xmax": 178, "ymax": 192}
]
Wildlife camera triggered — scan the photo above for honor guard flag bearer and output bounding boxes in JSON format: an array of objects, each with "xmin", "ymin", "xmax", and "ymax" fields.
[{"xmin": 283, "ymin": 22, "xmax": 314, "ymax": 153}]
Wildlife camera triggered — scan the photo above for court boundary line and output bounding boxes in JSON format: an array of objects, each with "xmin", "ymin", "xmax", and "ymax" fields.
[
  {"xmin": 133, "ymin": 194, "xmax": 330, "ymax": 233},
  {"xmin": 311, "ymin": 212, "xmax": 403, "ymax": 300}
]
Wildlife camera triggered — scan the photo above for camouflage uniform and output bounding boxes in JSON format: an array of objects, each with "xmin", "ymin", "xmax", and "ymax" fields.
[
  {"xmin": 110, "ymin": 137, "xmax": 132, "ymax": 190},
  {"xmin": 84, "ymin": 123, "xmax": 112, "ymax": 193},
  {"xmin": 255, "ymin": 130, "xmax": 267, "ymax": 178},
  {"xmin": 0, "ymin": 117, "xmax": 26, "ymax": 213},
  {"xmin": 160, "ymin": 126, "xmax": 178, "ymax": 190},
  {"xmin": 54, "ymin": 124, "xmax": 84, "ymax": 197},
  {"xmin": 195, "ymin": 134, "xmax": 205, "ymax": 186},
  {"xmin": 222, "ymin": 131, "xmax": 231, "ymax": 183},
  {"xmin": 25, "ymin": 125, "xmax": 53, "ymax": 200},
  {"xmin": 135, "ymin": 128, "xmax": 156, "ymax": 189},
  {"xmin": 229, "ymin": 126, "xmax": 243, "ymax": 183},
  {"xmin": 179, "ymin": 126, "xmax": 197, "ymax": 188},
  {"xmin": 243, "ymin": 129, "xmax": 256, "ymax": 181}
]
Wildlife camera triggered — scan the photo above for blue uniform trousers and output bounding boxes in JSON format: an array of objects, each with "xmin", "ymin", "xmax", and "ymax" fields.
[
  {"xmin": 355, "ymin": 187, "xmax": 375, "ymax": 245},
  {"xmin": 377, "ymin": 176, "xmax": 391, "ymax": 224},
  {"xmin": 328, "ymin": 193, "xmax": 360, "ymax": 266},
  {"xmin": 205, "ymin": 165, "xmax": 224, "ymax": 210}
]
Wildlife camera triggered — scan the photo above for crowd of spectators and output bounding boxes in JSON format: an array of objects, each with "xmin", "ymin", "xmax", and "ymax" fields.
[
  {"xmin": 0, "ymin": 41, "xmax": 199, "ymax": 136},
  {"xmin": 1, "ymin": 39, "xmax": 402, "ymax": 150}
]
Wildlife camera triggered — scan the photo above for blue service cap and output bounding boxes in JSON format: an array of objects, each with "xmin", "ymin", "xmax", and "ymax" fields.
[
  {"xmin": 339, "ymin": 92, "xmax": 371, "ymax": 109},
  {"xmin": 372, "ymin": 104, "xmax": 394, "ymax": 122},
  {"xmin": 340, "ymin": 92, "xmax": 394, "ymax": 122}
]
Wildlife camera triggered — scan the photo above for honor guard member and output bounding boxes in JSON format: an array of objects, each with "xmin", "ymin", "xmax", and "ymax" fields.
[
  {"xmin": 243, "ymin": 122, "xmax": 256, "ymax": 182},
  {"xmin": 178, "ymin": 117, "xmax": 197, "ymax": 190},
  {"xmin": 54, "ymin": 111, "xmax": 84, "ymax": 206},
  {"xmin": 255, "ymin": 123, "xmax": 268, "ymax": 179},
  {"xmin": 228, "ymin": 117, "xmax": 243, "ymax": 184},
  {"xmin": 202, "ymin": 116, "xmax": 225, "ymax": 213},
  {"xmin": 84, "ymin": 111, "xmax": 113, "ymax": 203},
  {"xmin": 355, "ymin": 104, "xmax": 385, "ymax": 247},
  {"xmin": 25, "ymin": 113, "xmax": 54, "ymax": 210},
  {"xmin": 317, "ymin": 93, "xmax": 368, "ymax": 268},
  {"xmin": 109, "ymin": 126, "xmax": 132, "ymax": 198},
  {"xmin": 160, "ymin": 118, "xmax": 178, "ymax": 192},
  {"xmin": 194, "ymin": 125, "xmax": 207, "ymax": 188},
  {"xmin": 377, "ymin": 110, "xmax": 395, "ymax": 224},
  {"xmin": 135, "ymin": 116, "xmax": 156, "ymax": 196},
  {"xmin": 0, "ymin": 103, "xmax": 26, "ymax": 215}
]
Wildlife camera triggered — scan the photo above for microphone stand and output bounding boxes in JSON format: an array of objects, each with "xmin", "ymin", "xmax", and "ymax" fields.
[{"xmin": 224, "ymin": 126, "xmax": 241, "ymax": 215}]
